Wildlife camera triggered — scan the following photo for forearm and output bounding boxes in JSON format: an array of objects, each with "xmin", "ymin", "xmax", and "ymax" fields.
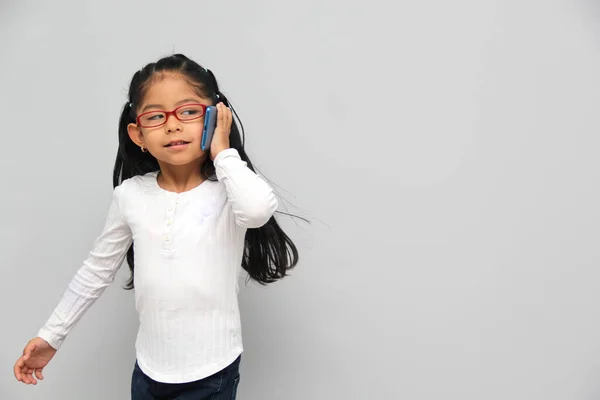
[
  {"xmin": 38, "ymin": 245, "xmax": 130, "ymax": 349},
  {"xmin": 38, "ymin": 186, "xmax": 132, "ymax": 349},
  {"xmin": 214, "ymin": 148, "xmax": 278, "ymax": 228}
]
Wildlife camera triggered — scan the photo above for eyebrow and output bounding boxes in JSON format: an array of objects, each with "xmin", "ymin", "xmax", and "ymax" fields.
[{"xmin": 141, "ymin": 98, "xmax": 201, "ymax": 112}]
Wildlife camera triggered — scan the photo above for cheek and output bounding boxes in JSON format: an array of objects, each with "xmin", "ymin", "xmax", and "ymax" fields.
[
  {"xmin": 186, "ymin": 122, "xmax": 204, "ymax": 141},
  {"xmin": 143, "ymin": 133, "xmax": 165, "ymax": 149}
]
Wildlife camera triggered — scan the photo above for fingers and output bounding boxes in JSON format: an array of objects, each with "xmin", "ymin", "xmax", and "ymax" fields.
[
  {"xmin": 14, "ymin": 357, "xmax": 24, "ymax": 381},
  {"xmin": 14, "ymin": 357, "xmax": 35, "ymax": 384},
  {"xmin": 25, "ymin": 367, "xmax": 38, "ymax": 385},
  {"xmin": 225, "ymin": 105, "xmax": 232, "ymax": 130},
  {"xmin": 28, "ymin": 370, "xmax": 38, "ymax": 385},
  {"xmin": 14, "ymin": 345, "xmax": 44, "ymax": 385},
  {"xmin": 217, "ymin": 102, "xmax": 225, "ymax": 126},
  {"xmin": 209, "ymin": 103, "xmax": 232, "ymax": 160},
  {"xmin": 216, "ymin": 103, "xmax": 232, "ymax": 133},
  {"xmin": 24, "ymin": 366, "xmax": 34, "ymax": 385}
]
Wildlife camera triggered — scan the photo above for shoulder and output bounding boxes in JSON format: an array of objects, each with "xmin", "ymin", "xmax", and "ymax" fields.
[{"xmin": 113, "ymin": 171, "xmax": 159, "ymax": 203}]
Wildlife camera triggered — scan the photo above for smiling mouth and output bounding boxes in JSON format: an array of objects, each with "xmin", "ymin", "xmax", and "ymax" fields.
[{"xmin": 165, "ymin": 141, "xmax": 190, "ymax": 147}]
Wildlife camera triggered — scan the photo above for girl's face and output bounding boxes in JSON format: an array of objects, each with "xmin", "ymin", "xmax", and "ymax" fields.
[{"xmin": 127, "ymin": 73, "xmax": 212, "ymax": 168}]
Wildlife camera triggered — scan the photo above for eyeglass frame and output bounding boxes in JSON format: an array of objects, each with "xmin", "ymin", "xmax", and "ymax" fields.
[{"xmin": 135, "ymin": 103, "xmax": 208, "ymax": 128}]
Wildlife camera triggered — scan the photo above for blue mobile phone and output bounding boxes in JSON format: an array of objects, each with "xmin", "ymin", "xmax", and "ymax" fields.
[{"xmin": 201, "ymin": 106, "xmax": 218, "ymax": 151}]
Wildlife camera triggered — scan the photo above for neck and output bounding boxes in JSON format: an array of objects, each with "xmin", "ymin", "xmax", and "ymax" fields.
[{"xmin": 156, "ymin": 158, "xmax": 207, "ymax": 193}]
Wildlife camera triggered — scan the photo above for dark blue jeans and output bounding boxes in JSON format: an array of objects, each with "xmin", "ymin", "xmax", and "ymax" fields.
[{"xmin": 131, "ymin": 356, "xmax": 241, "ymax": 400}]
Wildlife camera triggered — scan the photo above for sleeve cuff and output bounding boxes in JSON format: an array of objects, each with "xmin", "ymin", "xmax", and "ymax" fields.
[
  {"xmin": 213, "ymin": 148, "xmax": 241, "ymax": 166},
  {"xmin": 38, "ymin": 328, "xmax": 63, "ymax": 351}
]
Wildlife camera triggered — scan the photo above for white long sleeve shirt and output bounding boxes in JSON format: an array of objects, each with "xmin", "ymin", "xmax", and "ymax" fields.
[{"xmin": 37, "ymin": 148, "xmax": 278, "ymax": 383}]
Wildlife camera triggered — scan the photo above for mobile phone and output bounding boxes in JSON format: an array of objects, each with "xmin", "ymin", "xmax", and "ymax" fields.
[{"xmin": 201, "ymin": 106, "xmax": 218, "ymax": 151}]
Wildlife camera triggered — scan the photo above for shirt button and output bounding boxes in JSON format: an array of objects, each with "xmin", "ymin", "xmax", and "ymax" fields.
[
  {"xmin": 166, "ymin": 220, "xmax": 172, "ymax": 226},
  {"xmin": 164, "ymin": 236, "xmax": 170, "ymax": 242}
]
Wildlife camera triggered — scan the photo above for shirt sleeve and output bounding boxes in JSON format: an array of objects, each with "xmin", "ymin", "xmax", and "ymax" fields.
[
  {"xmin": 37, "ymin": 185, "xmax": 133, "ymax": 350},
  {"xmin": 214, "ymin": 148, "xmax": 278, "ymax": 228}
]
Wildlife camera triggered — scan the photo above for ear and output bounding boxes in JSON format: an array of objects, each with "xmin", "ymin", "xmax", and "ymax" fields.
[{"xmin": 127, "ymin": 123, "xmax": 145, "ymax": 149}]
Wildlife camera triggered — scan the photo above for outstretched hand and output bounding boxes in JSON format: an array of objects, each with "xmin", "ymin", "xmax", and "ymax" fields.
[
  {"xmin": 14, "ymin": 337, "xmax": 57, "ymax": 385},
  {"xmin": 210, "ymin": 102, "xmax": 232, "ymax": 160}
]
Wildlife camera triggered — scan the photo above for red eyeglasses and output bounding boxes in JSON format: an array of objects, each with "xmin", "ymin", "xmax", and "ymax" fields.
[{"xmin": 136, "ymin": 103, "xmax": 207, "ymax": 128}]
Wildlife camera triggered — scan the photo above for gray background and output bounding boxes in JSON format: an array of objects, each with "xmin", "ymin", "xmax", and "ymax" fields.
[{"xmin": 2, "ymin": 0, "xmax": 600, "ymax": 399}]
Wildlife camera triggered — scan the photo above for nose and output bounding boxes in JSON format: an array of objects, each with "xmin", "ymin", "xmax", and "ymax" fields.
[{"xmin": 165, "ymin": 114, "xmax": 182, "ymax": 133}]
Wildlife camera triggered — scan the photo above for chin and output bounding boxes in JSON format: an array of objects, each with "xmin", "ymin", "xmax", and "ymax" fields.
[{"xmin": 157, "ymin": 152, "xmax": 207, "ymax": 166}]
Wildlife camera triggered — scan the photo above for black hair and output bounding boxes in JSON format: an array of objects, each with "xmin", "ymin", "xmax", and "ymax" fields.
[{"xmin": 113, "ymin": 53, "xmax": 298, "ymax": 289}]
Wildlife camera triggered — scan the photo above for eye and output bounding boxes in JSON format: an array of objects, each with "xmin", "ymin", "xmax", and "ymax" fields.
[
  {"xmin": 181, "ymin": 108, "xmax": 200, "ymax": 116},
  {"xmin": 146, "ymin": 113, "xmax": 164, "ymax": 121},
  {"xmin": 177, "ymin": 106, "xmax": 204, "ymax": 120}
]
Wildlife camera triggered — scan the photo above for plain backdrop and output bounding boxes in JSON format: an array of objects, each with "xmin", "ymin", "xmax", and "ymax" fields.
[{"xmin": 2, "ymin": 0, "xmax": 600, "ymax": 399}]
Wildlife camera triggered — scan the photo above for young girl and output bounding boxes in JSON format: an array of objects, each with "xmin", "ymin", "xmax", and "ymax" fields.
[{"xmin": 13, "ymin": 53, "xmax": 298, "ymax": 399}]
